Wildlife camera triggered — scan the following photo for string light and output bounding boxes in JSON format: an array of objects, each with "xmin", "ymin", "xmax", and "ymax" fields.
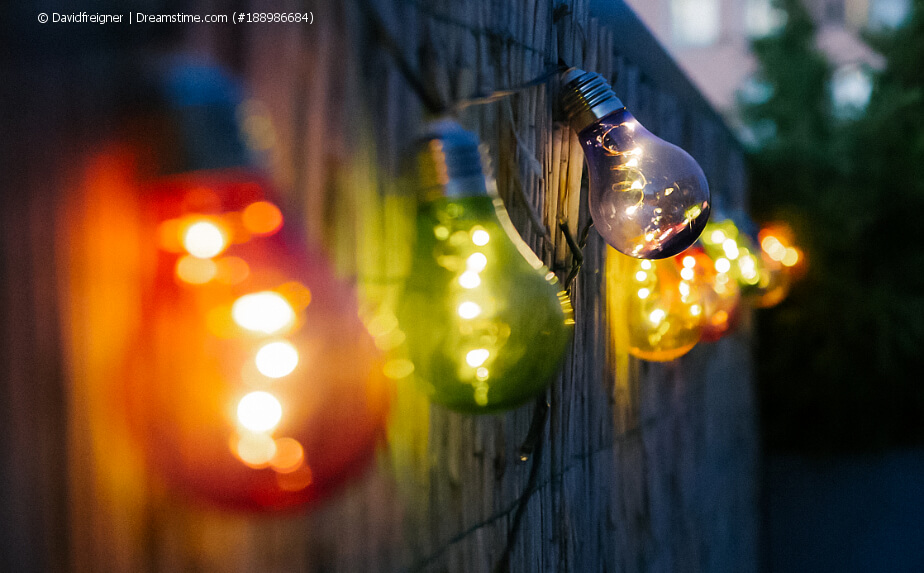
[
  {"xmin": 397, "ymin": 120, "xmax": 573, "ymax": 412},
  {"xmin": 560, "ymin": 68, "xmax": 711, "ymax": 259}
]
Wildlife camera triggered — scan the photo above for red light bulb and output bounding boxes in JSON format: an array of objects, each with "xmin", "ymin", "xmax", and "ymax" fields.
[{"xmin": 121, "ymin": 171, "xmax": 390, "ymax": 511}]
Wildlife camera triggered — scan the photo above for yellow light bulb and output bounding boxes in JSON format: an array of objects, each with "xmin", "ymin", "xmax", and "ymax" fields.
[{"xmin": 610, "ymin": 252, "xmax": 704, "ymax": 361}]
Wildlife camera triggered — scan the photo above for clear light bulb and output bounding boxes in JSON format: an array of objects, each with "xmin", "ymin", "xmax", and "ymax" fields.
[
  {"xmin": 397, "ymin": 120, "xmax": 573, "ymax": 413},
  {"xmin": 561, "ymin": 68, "xmax": 711, "ymax": 259},
  {"xmin": 611, "ymin": 252, "xmax": 705, "ymax": 361}
]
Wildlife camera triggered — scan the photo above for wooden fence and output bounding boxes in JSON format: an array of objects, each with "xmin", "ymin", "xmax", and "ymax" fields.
[{"xmin": 0, "ymin": 0, "xmax": 758, "ymax": 571}]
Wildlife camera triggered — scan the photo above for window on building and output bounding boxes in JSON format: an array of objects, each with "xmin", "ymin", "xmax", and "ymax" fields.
[
  {"xmin": 830, "ymin": 64, "xmax": 874, "ymax": 120},
  {"xmin": 868, "ymin": 0, "xmax": 911, "ymax": 30},
  {"xmin": 671, "ymin": 0, "xmax": 721, "ymax": 47},
  {"xmin": 745, "ymin": 0, "xmax": 787, "ymax": 38}
]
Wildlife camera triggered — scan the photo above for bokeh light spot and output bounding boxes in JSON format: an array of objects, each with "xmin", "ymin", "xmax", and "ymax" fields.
[
  {"xmin": 183, "ymin": 220, "xmax": 227, "ymax": 258},
  {"xmin": 232, "ymin": 292, "xmax": 296, "ymax": 334},
  {"xmin": 255, "ymin": 341, "xmax": 299, "ymax": 378},
  {"xmin": 242, "ymin": 201, "xmax": 283, "ymax": 235},
  {"xmin": 237, "ymin": 391, "xmax": 283, "ymax": 433},
  {"xmin": 176, "ymin": 255, "xmax": 217, "ymax": 284}
]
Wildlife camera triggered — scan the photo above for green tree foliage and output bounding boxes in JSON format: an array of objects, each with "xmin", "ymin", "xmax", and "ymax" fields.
[{"xmin": 746, "ymin": 0, "xmax": 924, "ymax": 451}]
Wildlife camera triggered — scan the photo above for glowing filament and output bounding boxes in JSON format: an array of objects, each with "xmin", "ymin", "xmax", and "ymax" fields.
[
  {"xmin": 630, "ymin": 180, "xmax": 644, "ymax": 190},
  {"xmin": 457, "ymin": 302, "xmax": 482, "ymax": 319},
  {"xmin": 649, "ymin": 309, "xmax": 666, "ymax": 325},
  {"xmin": 471, "ymin": 229, "xmax": 490, "ymax": 246},
  {"xmin": 237, "ymin": 391, "xmax": 282, "ymax": 432},
  {"xmin": 232, "ymin": 292, "xmax": 296, "ymax": 334},
  {"xmin": 183, "ymin": 220, "xmax": 227, "ymax": 258},
  {"xmin": 459, "ymin": 271, "xmax": 481, "ymax": 289},
  {"xmin": 466, "ymin": 253, "xmax": 488, "ymax": 272},
  {"xmin": 255, "ymin": 341, "xmax": 299, "ymax": 378},
  {"xmin": 722, "ymin": 238, "xmax": 740, "ymax": 260},
  {"xmin": 466, "ymin": 348, "xmax": 490, "ymax": 368}
]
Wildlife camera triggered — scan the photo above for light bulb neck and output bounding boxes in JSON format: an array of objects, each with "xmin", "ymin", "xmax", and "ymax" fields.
[
  {"xmin": 417, "ymin": 119, "xmax": 489, "ymax": 200},
  {"xmin": 560, "ymin": 68, "xmax": 625, "ymax": 133}
]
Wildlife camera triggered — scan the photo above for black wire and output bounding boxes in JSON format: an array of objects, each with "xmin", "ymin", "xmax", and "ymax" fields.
[
  {"xmin": 358, "ymin": 0, "xmax": 567, "ymax": 117},
  {"xmin": 453, "ymin": 63, "xmax": 568, "ymax": 112},
  {"xmin": 493, "ymin": 396, "xmax": 550, "ymax": 573}
]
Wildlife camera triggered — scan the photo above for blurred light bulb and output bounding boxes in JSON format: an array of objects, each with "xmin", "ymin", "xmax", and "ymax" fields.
[
  {"xmin": 754, "ymin": 222, "xmax": 804, "ymax": 308},
  {"xmin": 121, "ymin": 62, "xmax": 389, "ymax": 512},
  {"xmin": 683, "ymin": 246, "xmax": 741, "ymax": 342},
  {"xmin": 611, "ymin": 251, "xmax": 705, "ymax": 361},
  {"xmin": 398, "ymin": 120, "xmax": 573, "ymax": 413},
  {"xmin": 561, "ymin": 68, "xmax": 711, "ymax": 259},
  {"xmin": 701, "ymin": 218, "xmax": 767, "ymax": 298}
]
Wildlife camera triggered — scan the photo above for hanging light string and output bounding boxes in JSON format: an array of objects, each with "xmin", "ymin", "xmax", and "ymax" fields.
[{"xmin": 357, "ymin": 3, "xmax": 596, "ymax": 569}]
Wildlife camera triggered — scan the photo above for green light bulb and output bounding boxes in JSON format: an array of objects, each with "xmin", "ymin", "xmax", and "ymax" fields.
[{"xmin": 398, "ymin": 120, "xmax": 573, "ymax": 413}]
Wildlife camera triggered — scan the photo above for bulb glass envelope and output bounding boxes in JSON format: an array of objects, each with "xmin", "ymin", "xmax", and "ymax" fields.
[
  {"xmin": 124, "ymin": 171, "xmax": 390, "ymax": 511},
  {"xmin": 560, "ymin": 68, "xmax": 711, "ymax": 259},
  {"xmin": 609, "ymin": 251, "xmax": 705, "ymax": 362},
  {"xmin": 398, "ymin": 120, "xmax": 573, "ymax": 413}
]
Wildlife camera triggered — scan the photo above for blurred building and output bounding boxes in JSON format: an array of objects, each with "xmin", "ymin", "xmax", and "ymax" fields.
[{"xmin": 619, "ymin": 0, "xmax": 908, "ymax": 132}]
